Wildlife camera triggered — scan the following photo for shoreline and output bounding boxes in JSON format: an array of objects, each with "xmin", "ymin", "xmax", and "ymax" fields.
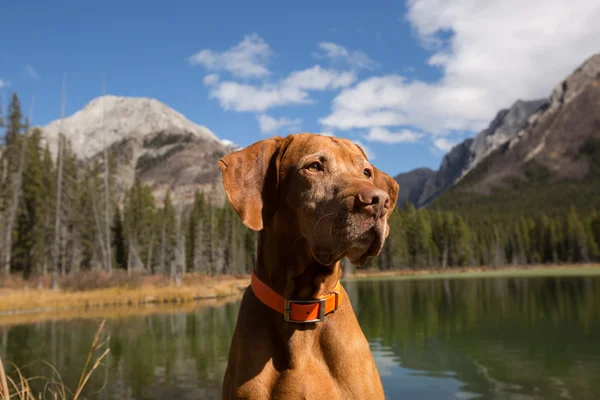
[
  {"xmin": 1, "ymin": 264, "xmax": 599, "ymax": 326},
  {"xmin": 344, "ymin": 264, "xmax": 600, "ymax": 280},
  {"xmin": 0, "ymin": 295, "xmax": 242, "ymax": 328},
  {"xmin": 0, "ymin": 275, "xmax": 249, "ymax": 326}
]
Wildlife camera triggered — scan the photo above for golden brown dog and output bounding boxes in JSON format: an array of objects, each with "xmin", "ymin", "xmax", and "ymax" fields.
[{"xmin": 219, "ymin": 133, "xmax": 399, "ymax": 400}]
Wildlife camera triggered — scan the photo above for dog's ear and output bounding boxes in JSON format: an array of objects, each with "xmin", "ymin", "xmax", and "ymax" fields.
[
  {"xmin": 219, "ymin": 136, "xmax": 287, "ymax": 231},
  {"xmin": 373, "ymin": 166, "xmax": 399, "ymax": 215}
]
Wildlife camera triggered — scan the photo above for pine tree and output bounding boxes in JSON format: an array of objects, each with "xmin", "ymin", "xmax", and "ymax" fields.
[
  {"xmin": 567, "ymin": 206, "xmax": 588, "ymax": 262},
  {"xmin": 4, "ymin": 93, "xmax": 23, "ymax": 148},
  {"xmin": 111, "ymin": 207, "xmax": 127, "ymax": 269},
  {"xmin": 12, "ymin": 127, "xmax": 46, "ymax": 277},
  {"xmin": 123, "ymin": 181, "xmax": 156, "ymax": 272},
  {"xmin": 187, "ymin": 191, "xmax": 207, "ymax": 273},
  {"xmin": 1, "ymin": 94, "xmax": 26, "ymax": 275},
  {"xmin": 158, "ymin": 191, "xmax": 176, "ymax": 275},
  {"xmin": 590, "ymin": 211, "xmax": 600, "ymax": 260},
  {"xmin": 76, "ymin": 165, "xmax": 98, "ymax": 270}
]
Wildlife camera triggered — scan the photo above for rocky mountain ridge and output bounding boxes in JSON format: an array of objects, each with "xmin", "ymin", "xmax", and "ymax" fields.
[
  {"xmin": 461, "ymin": 53, "xmax": 600, "ymax": 193},
  {"xmin": 41, "ymin": 95, "xmax": 240, "ymax": 206},
  {"xmin": 395, "ymin": 98, "xmax": 548, "ymax": 207}
]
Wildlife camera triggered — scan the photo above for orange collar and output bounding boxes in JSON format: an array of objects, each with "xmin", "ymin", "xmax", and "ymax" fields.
[{"xmin": 251, "ymin": 271, "xmax": 342, "ymax": 323}]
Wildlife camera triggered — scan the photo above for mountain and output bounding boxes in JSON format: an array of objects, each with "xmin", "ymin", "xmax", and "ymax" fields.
[
  {"xmin": 433, "ymin": 53, "xmax": 600, "ymax": 216},
  {"xmin": 395, "ymin": 98, "xmax": 548, "ymax": 207},
  {"xmin": 42, "ymin": 95, "xmax": 239, "ymax": 206},
  {"xmin": 394, "ymin": 168, "xmax": 435, "ymax": 206}
]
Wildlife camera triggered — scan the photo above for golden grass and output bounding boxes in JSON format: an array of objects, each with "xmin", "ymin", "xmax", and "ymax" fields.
[
  {"xmin": 346, "ymin": 263, "xmax": 600, "ymax": 281},
  {"xmin": 0, "ymin": 296, "xmax": 241, "ymax": 328},
  {"xmin": 0, "ymin": 276, "xmax": 249, "ymax": 318},
  {"xmin": 0, "ymin": 320, "xmax": 109, "ymax": 400}
]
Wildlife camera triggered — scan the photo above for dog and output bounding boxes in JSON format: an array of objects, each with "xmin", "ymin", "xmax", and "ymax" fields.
[{"xmin": 219, "ymin": 133, "xmax": 399, "ymax": 400}]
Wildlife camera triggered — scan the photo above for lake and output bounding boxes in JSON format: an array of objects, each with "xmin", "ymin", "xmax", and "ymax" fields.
[{"xmin": 1, "ymin": 275, "xmax": 600, "ymax": 399}]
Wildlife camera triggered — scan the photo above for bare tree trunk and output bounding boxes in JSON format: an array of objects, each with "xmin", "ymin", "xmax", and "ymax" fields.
[
  {"xmin": 127, "ymin": 227, "xmax": 132, "ymax": 276},
  {"xmin": 147, "ymin": 229, "xmax": 155, "ymax": 274},
  {"xmin": 60, "ymin": 224, "xmax": 67, "ymax": 276},
  {"xmin": 176, "ymin": 205, "xmax": 186, "ymax": 277},
  {"xmin": 102, "ymin": 81, "xmax": 112, "ymax": 275},
  {"xmin": 442, "ymin": 240, "xmax": 449, "ymax": 269},
  {"xmin": 159, "ymin": 217, "xmax": 166, "ymax": 275},
  {"xmin": 209, "ymin": 208, "xmax": 215, "ymax": 275},
  {"xmin": 52, "ymin": 77, "xmax": 66, "ymax": 289},
  {"xmin": 194, "ymin": 216, "xmax": 204, "ymax": 273}
]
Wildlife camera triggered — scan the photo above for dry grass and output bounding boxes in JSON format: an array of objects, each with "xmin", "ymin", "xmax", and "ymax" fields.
[
  {"xmin": 0, "ymin": 320, "xmax": 109, "ymax": 400},
  {"xmin": 0, "ymin": 271, "xmax": 249, "ymax": 317}
]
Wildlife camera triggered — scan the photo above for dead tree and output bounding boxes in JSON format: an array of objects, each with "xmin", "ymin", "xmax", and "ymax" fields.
[
  {"xmin": 102, "ymin": 80, "xmax": 112, "ymax": 274},
  {"xmin": 51, "ymin": 77, "xmax": 66, "ymax": 288}
]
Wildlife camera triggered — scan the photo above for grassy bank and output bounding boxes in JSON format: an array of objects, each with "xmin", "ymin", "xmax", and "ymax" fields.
[
  {"xmin": 345, "ymin": 263, "xmax": 600, "ymax": 281},
  {"xmin": 2, "ymin": 264, "xmax": 599, "ymax": 323},
  {"xmin": 0, "ymin": 271, "xmax": 249, "ymax": 318}
]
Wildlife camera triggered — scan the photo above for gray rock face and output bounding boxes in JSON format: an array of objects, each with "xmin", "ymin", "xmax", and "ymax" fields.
[
  {"xmin": 461, "ymin": 53, "xmax": 600, "ymax": 194},
  {"xmin": 41, "ymin": 95, "xmax": 239, "ymax": 207},
  {"xmin": 465, "ymin": 99, "xmax": 549, "ymax": 179},
  {"xmin": 43, "ymin": 95, "xmax": 220, "ymax": 159},
  {"xmin": 394, "ymin": 168, "xmax": 435, "ymax": 208},
  {"xmin": 395, "ymin": 98, "xmax": 547, "ymax": 207}
]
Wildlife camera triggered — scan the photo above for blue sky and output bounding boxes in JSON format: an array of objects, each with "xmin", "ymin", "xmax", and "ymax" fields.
[{"xmin": 1, "ymin": 0, "xmax": 599, "ymax": 176}]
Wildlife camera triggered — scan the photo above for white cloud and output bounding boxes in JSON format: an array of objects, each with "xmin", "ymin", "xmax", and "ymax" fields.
[
  {"xmin": 189, "ymin": 33, "xmax": 272, "ymax": 78},
  {"xmin": 257, "ymin": 114, "xmax": 302, "ymax": 134},
  {"xmin": 284, "ymin": 66, "xmax": 356, "ymax": 90},
  {"xmin": 317, "ymin": 131, "xmax": 335, "ymax": 137},
  {"xmin": 433, "ymin": 138, "xmax": 457, "ymax": 152},
  {"xmin": 191, "ymin": 36, "xmax": 358, "ymax": 114},
  {"xmin": 0, "ymin": 79, "xmax": 6, "ymax": 88},
  {"xmin": 203, "ymin": 73, "xmax": 219, "ymax": 86},
  {"xmin": 352, "ymin": 140, "xmax": 376, "ymax": 160},
  {"xmin": 25, "ymin": 64, "xmax": 40, "ymax": 80},
  {"xmin": 314, "ymin": 42, "xmax": 377, "ymax": 70},
  {"xmin": 365, "ymin": 127, "xmax": 422, "ymax": 144},
  {"xmin": 208, "ymin": 66, "xmax": 356, "ymax": 112},
  {"xmin": 321, "ymin": 0, "xmax": 600, "ymax": 136}
]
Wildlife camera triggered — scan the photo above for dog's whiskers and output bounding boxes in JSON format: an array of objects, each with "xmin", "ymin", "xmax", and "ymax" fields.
[
  {"xmin": 292, "ymin": 236, "xmax": 303, "ymax": 247},
  {"xmin": 315, "ymin": 213, "xmax": 335, "ymax": 229}
]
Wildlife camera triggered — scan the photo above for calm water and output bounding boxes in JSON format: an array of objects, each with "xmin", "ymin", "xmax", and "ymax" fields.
[{"xmin": 1, "ymin": 276, "xmax": 600, "ymax": 400}]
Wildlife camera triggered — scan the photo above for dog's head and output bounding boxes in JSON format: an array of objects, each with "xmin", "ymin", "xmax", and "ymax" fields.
[{"xmin": 219, "ymin": 133, "xmax": 399, "ymax": 266}]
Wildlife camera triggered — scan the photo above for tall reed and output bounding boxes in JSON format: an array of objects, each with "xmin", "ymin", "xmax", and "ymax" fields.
[{"xmin": 0, "ymin": 320, "xmax": 110, "ymax": 400}]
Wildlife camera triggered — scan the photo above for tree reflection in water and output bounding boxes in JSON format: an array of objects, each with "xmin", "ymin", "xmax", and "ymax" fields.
[{"xmin": 1, "ymin": 276, "xmax": 599, "ymax": 400}]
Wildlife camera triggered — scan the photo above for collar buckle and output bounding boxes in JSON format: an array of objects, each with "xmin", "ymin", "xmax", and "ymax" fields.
[{"xmin": 283, "ymin": 291, "xmax": 340, "ymax": 324}]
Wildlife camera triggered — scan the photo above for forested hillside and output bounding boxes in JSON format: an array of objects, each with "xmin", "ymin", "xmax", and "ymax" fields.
[{"xmin": 1, "ymin": 92, "xmax": 599, "ymax": 283}]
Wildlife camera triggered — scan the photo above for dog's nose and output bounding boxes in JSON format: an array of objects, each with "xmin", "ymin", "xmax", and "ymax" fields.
[{"xmin": 356, "ymin": 187, "xmax": 390, "ymax": 216}]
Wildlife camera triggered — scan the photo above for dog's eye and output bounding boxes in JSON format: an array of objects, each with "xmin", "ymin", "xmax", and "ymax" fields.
[
  {"xmin": 305, "ymin": 162, "xmax": 323, "ymax": 173},
  {"xmin": 363, "ymin": 168, "xmax": 372, "ymax": 178}
]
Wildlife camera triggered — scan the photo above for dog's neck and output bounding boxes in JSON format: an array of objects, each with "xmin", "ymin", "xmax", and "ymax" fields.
[{"xmin": 254, "ymin": 227, "xmax": 342, "ymax": 300}]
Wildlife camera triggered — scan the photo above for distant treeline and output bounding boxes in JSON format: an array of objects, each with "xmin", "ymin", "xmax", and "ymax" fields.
[
  {"xmin": 1, "ymin": 93, "xmax": 599, "ymax": 283},
  {"xmin": 368, "ymin": 203, "xmax": 600, "ymax": 270}
]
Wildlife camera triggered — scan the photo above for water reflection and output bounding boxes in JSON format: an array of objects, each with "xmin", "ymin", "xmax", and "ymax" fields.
[
  {"xmin": 1, "ymin": 301, "xmax": 241, "ymax": 399},
  {"xmin": 1, "ymin": 276, "xmax": 599, "ymax": 399},
  {"xmin": 346, "ymin": 276, "xmax": 600, "ymax": 399}
]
